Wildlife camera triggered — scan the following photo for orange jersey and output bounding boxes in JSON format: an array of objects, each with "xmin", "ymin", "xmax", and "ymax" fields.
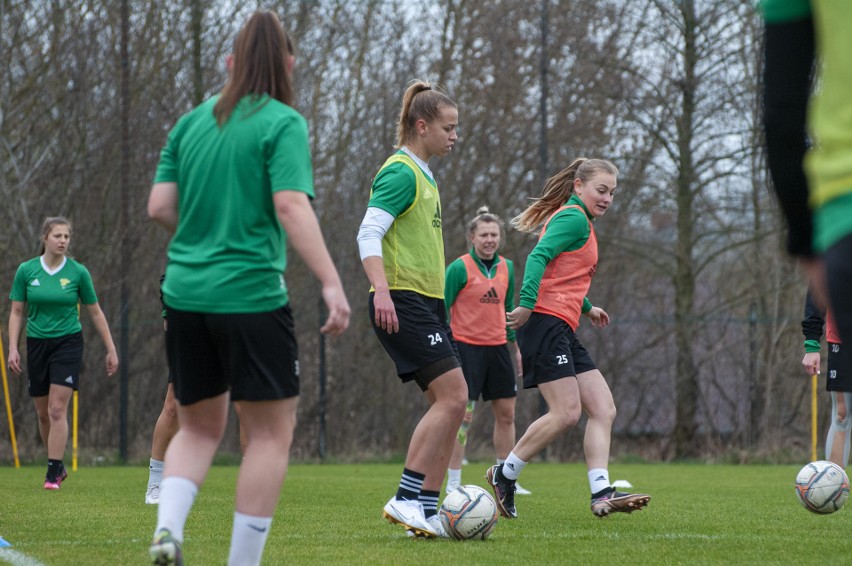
[
  {"xmin": 449, "ymin": 254, "xmax": 509, "ymax": 345},
  {"xmin": 827, "ymin": 309, "xmax": 842, "ymax": 344},
  {"xmin": 533, "ymin": 205, "xmax": 597, "ymax": 330}
]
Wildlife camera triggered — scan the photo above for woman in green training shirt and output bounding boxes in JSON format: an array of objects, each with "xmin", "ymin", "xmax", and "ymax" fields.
[
  {"xmin": 147, "ymin": 12, "xmax": 349, "ymax": 566},
  {"xmin": 7, "ymin": 216, "xmax": 119, "ymax": 490}
]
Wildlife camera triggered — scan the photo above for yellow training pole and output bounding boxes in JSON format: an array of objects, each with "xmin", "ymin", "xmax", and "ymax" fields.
[
  {"xmin": 72, "ymin": 390, "xmax": 78, "ymax": 471},
  {"xmin": 0, "ymin": 329, "xmax": 20, "ymax": 468},
  {"xmin": 811, "ymin": 374, "xmax": 818, "ymax": 462}
]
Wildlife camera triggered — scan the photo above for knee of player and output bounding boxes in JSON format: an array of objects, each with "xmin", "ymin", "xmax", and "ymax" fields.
[
  {"xmin": 551, "ymin": 407, "xmax": 581, "ymax": 431},
  {"xmin": 834, "ymin": 411, "xmax": 852, "ymax": 431},
  {"xmin": 47, "ymin": 405, "xmax": 67, "ymax": 422}
]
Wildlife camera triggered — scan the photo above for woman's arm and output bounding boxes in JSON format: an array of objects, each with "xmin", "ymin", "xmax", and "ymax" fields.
[
  {"xmin": 7, "ymin": 301, "xmax": 25, "ymax": 375},
  {"xmin": 85, "ymin": 303, "xmax": 119, "ymax": 376},
  {"xmin": 274, "ymin": 190, "xmax": 350, "ymax": 336},
  {"xmin": 148, "ymin": 182, "xmax": 179, "ymax": 234}
]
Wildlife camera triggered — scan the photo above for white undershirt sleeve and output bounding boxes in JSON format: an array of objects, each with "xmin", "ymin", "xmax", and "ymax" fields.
[{"xmin": 357, "ymin": 207, "xmax": 396, "ymax": 260}]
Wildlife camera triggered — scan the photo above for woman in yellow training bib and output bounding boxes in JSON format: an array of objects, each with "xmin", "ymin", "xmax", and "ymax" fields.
[{"xmin": 357, "ymin": 80, "xmax": 466, "ymax": 539}]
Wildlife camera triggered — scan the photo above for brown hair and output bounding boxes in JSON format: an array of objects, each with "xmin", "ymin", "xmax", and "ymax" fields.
[
  {"xmin": 213, "ymin": 11, "xmax": 294, "ymax": 126},
  {"xmin": 512, "ymin": 158, "xmax": 618, "ymax": 233},
  {"xmin": 38, "ymin": 216, "xmax": 71, "ymax": 255},
  {"xmin": 395, "ymin": 80, "xmax": 457, "ymax": 148},
  {"xmin": 468, "ymin": 206, "xmax": 505, "ymax": 237}
]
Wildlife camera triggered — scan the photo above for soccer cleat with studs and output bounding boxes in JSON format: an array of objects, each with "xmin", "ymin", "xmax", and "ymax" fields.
[
  {"xmin": 146, "ymin": 484, "xmax": 161, "ymax": 505},
  {"xmin": 590, "ymin": 489, "xmax": 650, "ymax": 518},
  {"xmin": 485, "ymin": 464, "xmax": 517, "ymax": 518},
  {"xmin": 149, "ymin": 528, "xmax": 183, "ymax": 565},
  {"xmin": 383, "ymin": 497, "xmax": 438, "ymax": 538}
]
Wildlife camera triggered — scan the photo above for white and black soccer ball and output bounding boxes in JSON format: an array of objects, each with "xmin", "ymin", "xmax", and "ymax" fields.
[
  {"xmin": 795, "ymin": 460, "xmax": 850, "ymax": 514},
  {"xmin": 439, "ymin": 484, "xmax": 498, "ymax": 540}
]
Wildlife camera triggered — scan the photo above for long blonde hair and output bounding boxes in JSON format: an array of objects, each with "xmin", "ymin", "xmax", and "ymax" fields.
[
  {"xmin": 395, "ymin": 80, "xmax": 456, "ymax": 148},
  {"xmin": 512, "ymin": 158, "xmax": 618, "ymax": 233}
]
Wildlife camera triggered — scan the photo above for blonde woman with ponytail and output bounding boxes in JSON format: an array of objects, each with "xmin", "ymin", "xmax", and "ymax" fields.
[
  {"xmin": 357, "ymin": 80, "xmax": 466, "ymax": 538},
  {"xmin": 486, "ymin": 158, "xmax": 651, "ymax": 520}
]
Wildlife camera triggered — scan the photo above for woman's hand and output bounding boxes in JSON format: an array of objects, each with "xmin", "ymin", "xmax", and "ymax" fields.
[
  {"xmin": 105, "ymin": 351, "xmax": 119, "ymax": 376},
  {"xmin": 506, "ymin": 307, "xmax": 532, "ymax": 330},
  {"xmin": 802, "ymin": 352, "xmax": 821, "ymax": 376},
  {"xmin": 372, "ymin": 288, "xmax": 399, "ymax": 334},
  {"xmin": 584, "ymin": 306, "xmax": 610, "ymax": 328},
  {"xmin": 7, "ymin": 349, "xmax": 21, "ymax": 375}
]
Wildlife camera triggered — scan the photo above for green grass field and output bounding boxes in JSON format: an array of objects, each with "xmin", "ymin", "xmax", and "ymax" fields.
[{"xmin": 1, "ymin": 462, "xmax": 851, "ymax": 565}]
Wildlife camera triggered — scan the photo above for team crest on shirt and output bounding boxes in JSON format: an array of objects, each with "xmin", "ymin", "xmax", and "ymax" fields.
[
  {"xmin": 588, "ymin": 265, "xmax": 597, "ymax": 278},
  {"xmin": 60, "ymin": 278, "xmax": 71, "ymax": 288}
]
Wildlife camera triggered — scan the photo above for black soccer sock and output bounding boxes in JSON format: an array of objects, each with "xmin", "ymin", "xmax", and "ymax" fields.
[
  {"xmin": 419, "ymin": 490, "xmax": 440, "ymax": 519},
  {"xmin": 396, "ymin": 468, "xmax": 425, "ymax": 501},
  {"xmin": 47, "ymin": 459, "xmax": 63, "ymax": 481}
]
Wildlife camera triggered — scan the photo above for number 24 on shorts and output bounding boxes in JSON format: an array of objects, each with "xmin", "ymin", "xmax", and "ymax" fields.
[{"xmin": 428, "ymin": 333, "xmax": 443, "ymax": 346}]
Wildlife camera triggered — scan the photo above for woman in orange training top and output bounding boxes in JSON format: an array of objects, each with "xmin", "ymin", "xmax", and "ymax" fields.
[{"xmin": 485, "ymin": 158, "xmax": 650, "ymax": 520}]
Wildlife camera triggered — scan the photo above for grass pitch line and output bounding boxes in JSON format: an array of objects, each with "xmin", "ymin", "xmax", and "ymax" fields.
[{"xmin": 0, "ymin": 548, "xmax": 47, "ymax": 566}]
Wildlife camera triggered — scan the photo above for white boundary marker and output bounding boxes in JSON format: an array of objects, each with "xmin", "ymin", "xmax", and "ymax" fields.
[{"xmin": 0, "ymin": 548, "xmax": 47, "ymax": 566}]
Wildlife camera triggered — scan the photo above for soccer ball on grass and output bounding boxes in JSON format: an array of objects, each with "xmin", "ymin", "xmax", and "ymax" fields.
[
  {"xmin": 795, "ymin": 460, "xmax": 849, "ymax": 514},
  {"xmin": 439, "ymin": 484, "xmax": 498, "ymax": 540}
]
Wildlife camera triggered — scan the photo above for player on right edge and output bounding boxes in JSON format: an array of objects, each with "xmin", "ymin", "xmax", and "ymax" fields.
[{"xmin": 802, "ymin": 290, "xmax": 850, "ymax": 467}]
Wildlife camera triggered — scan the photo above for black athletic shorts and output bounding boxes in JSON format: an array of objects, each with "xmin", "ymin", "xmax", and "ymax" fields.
[
  {"xmin": 26, "ymin": 332, "xmax": 84, "ymax": 397},
  {"xmin": 517, "ymin": 312, "xmax": 596, "ymax": 389},
  {"xmin": 827, "ymin": 342, "xmax": 852, "ymax": 392},
  {"xmin": 165, "ymin": 305, "xmax": 299, "ymax": 405},
  {"xmin": 457, "ymin": 342, "xmax": 516, "ymax": 401},
  {"xmin": 369, "ymin": 290, "xmax": 461, "ymax": 391}
]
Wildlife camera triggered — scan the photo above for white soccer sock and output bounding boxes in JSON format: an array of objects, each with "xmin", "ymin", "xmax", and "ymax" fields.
[
  {"xmin": 588, "ymin": 468, "xmax": 611, "ymax": 495},
  {"xmin": 228, "ymin": 512, "xmax": 272, "ymax": 566},
  {"xmin": 447, "ymin": 468, "xmax": 462, "ymax": 485},
  {"xmin": 148, "ymin": 458, "xmax": 164, "ymax": 488},
  {"xmin": 155, "ymin": 476, "xmax": 198, "ymax": 543},
  {"xmin": 501, "ymin": 453, "xmax": 527, "ymax": 480}
]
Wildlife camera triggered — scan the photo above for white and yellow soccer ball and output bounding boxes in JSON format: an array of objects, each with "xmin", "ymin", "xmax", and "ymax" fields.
[
  {"xmin": 439, "ymin": 484, "xmax": 498, "ymax": 540},
  {"xmin": 795, "ymin": 460, "xmax": 850, "ymax": 514}
]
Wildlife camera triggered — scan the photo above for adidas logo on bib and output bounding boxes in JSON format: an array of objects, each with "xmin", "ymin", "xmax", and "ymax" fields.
[
  {"xmin": 65, "ymin": 376, "xmax": 73, "ymax": 384},
  {"xmin": 479, "ymin": 287, "xmax": 500, "ymax": 304}
]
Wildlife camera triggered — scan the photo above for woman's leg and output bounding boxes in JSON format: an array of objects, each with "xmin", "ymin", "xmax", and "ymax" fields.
[
  {"xmin": 409, "ymin": 367, "xmax": 468, "ymax": 492},
  {"xmin": 576, "ymin": 369, "xmax": 616, "ymax": 470},
  {"xmin": 46, "ymin": 384, "xmax": 73, "ymax": 460},
  {"xmin": 512, "ymin": 377, "xmax": 581, "ymax": 461}
]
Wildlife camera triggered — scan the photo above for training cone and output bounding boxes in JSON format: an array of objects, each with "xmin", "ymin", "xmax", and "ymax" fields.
[{"xmin": 0, "ymin": 537, "xmax": 11, "ymax": 548}]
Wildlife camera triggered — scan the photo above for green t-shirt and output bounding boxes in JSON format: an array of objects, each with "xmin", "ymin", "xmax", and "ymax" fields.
[
  {"xmin": 9, "ymin": 256, "xmax": 98, "ymax": 339},
  {"xmin": 519, "ymin": 194, "xmax": 594, "ymax": 312},
  {"xmin": 154, "ymin": 94, "xmax": 314, "ymax": 313},
  {"xmin": 367, "ymin": 152, "xmax": 431, "ymax": 216}
]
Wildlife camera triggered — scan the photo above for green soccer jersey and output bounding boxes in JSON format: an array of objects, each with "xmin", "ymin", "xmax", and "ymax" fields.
[
  {"xmin": 9, "ymin": 256, "xmax": 98, "ymax": 339},
  {"xmin": 154, "ymin": 94, "xmax": 314, "ymax": 313}
]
